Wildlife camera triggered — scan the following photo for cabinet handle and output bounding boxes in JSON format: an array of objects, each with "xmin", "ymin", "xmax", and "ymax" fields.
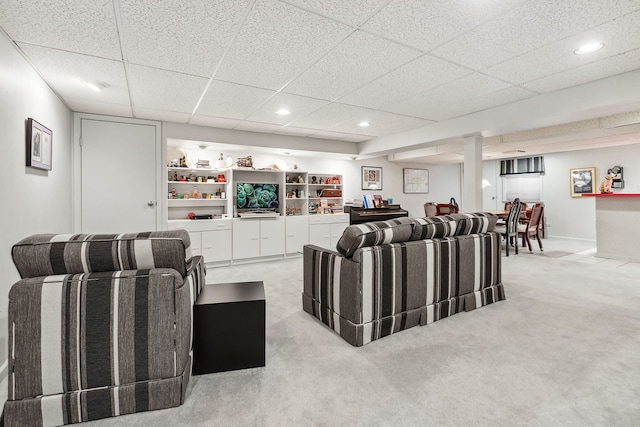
[{"xmin": 147, "ymin": 201, "xmax": 156, "ymax": 207}]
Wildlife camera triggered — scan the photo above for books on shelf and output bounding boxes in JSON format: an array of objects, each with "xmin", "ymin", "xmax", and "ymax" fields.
[{"xmin": 363, "ymin": 194, "xmax": 374, "ymax": 208}]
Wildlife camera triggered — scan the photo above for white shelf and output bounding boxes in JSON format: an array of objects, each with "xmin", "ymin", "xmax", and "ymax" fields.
[
  {"xmin": 308, "ymin": 184, "xmax": 341, "ymax": 187},
  {"xmin": 168, "ymin": 166, "xmax": 220, "ymax": 173},
  {"xmin": 168, "ymin": 198, "xmax": 227, "ymax": 206},
  {"xmin": 168, "ymin": 181, "xmax": 226, "ymax": 185},
  {"xmin": 309, "ymin": 197, "xmax": 342, "ymax": 200}
]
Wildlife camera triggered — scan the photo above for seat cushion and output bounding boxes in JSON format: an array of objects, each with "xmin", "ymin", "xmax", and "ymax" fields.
[{"xmin": 336, "ymin": 219, "xmax": 414, "ymax": 258}]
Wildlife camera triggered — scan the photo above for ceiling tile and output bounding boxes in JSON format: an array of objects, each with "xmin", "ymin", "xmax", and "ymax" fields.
[
  {"xmin": 364, "ymin": 117, "xmax": 435, "ymax": 138},
  {"xmin": 234, "ymin": 121, "xmax": 283, "ymax": 133},
  {"xmin": 523, "ymin": 48, "xmax": 640, "ymax": 93},
  {"xmin": 485, "ymin": 10, "xmax": 640, "ymax": 85},
  {"xmin": 63, "ymin": 97, "xmax": 132, "ymax": 118},
  {"xmin": 330, "ymin": 110, "xmax": 416, "ymax": 135},
  {"xmin": 432, "ymin": 0, "xmax": 640, "ymax": 71},
  {"xmin": 189, "ymin": 115, "xmax": 241, "ymax": 129},
  {"xmin": 383, "ymin": 73, "xmax": 513, "ymax": 120},
  {"xmin": 289, "ymin": 102, "xmax": 373, "ymax": 130},
  {"xmin": 284, "ymin": 0, "xmax": 390, "ymax": 26},
  {"xmin": 135, "ymin": 108, "xmax": 190, "ymax": 123},
  {"xmin": 245, "ymin": 92, "xmax": 329, "ymax": 124},
  {"xmin": 284, "ymin": 30, "xmax": 422, "ymax": 100},
  {"xmin": 214, "ymin": 0, "xmax": 353, "ymax": 90},
  {"xmin": 128, "ymin": 65, "xmax": 208, "ymax": 113},
  {"xmin": 196, "ymin": 80, "xmax": 275, "ymax": 120},
  {"xmin": 0, "ymin": 0, "xmax": 121, "ymax": 59},
  {"xmin": 119, "ymin": 0, "xmax": 251, "ymax": 77},
  {"xmin": 17, "ymin": 44, "xmax": 129, "ymax": 105},
  {"xmin": 363, "ymin": 0, "xmax": 526, "ymax": 52},
  {"xmin": 338, "ymin": 54, "xmax": 471, "ymax": 109}
]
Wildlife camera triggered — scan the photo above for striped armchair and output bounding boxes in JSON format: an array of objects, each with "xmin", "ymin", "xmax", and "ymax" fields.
[
  {"xmin": 2, "ymin": 230, "xmax": 205, "ymax": 426},
  {"xmin": 303, "ymin": 213, "xmax": 504, "ymax": 346}
]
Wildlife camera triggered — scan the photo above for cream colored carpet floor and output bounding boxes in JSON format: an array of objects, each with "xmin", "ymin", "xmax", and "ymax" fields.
[{"xmin": 2, "ymin": 237, "xmax": 639, "ymax": 426}]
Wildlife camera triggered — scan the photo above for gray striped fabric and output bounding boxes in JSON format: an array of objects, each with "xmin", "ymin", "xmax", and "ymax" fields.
[
  {"xmin": 3, "ymin": 232, "xmax": 205, "ymax": 426},
  {"xmin": 303, "ymin": 230, "xmax": 504, "ymax": 346},
  {"xmin": 11, "ymin": 230, "xmax": 193, "ymax": 279},
  {"xmin": 409, "ymin": 213, "xmax": 497, "ymax": 241},
  {"xmin": 335, "ymin": 218, "xmax": 415, "ymax": 258}
]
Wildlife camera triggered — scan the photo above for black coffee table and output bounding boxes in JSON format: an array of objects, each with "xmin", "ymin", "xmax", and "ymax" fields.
[{"xmin": 192, "ymin": 281, "xmax": 265, "ymax": 374}]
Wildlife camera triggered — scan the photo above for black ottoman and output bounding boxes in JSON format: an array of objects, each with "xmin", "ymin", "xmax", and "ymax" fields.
[{"xmin": 192, "ymin": 281, "xmax": 265, "ymax": 374}]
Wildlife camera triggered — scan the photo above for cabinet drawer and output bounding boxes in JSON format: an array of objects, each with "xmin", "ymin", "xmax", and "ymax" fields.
[
  {"xmin": 168, "ymin": 218, "xmax": 231, "ymax": 232},
  {"xmin": 307, "ymin": 213, "xmax": 348, "ymax": 225}
]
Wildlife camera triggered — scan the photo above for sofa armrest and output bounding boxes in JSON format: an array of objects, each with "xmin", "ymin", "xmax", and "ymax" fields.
[{"xmin": 303, "ymin": 244, "xmax": 362, "ymax": 324}]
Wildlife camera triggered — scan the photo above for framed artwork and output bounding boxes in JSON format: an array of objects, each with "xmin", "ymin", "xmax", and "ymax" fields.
[
  {"xmin": 362, "ymin": 166, "xmax": 382, "ymax": 190},
  {"xmin": 403, "ymin": 168, "xmax": 429, "ymax": 193},
  {"xmin": 26, "ymin": 118, "xmax": 53, "ymax": 171},
  {"xmin": 570, "ymin": 167, "xmax": 596, "ymax": 197}
]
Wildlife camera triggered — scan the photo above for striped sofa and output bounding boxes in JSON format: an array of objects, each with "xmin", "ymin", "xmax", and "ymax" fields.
[
  {"xmin": 303, "ymin": 213, "xmax": 504, "ymax": 346},
  {"xmin": 2, "ymin": 230, "xmax": 204, "ymax": 426}
]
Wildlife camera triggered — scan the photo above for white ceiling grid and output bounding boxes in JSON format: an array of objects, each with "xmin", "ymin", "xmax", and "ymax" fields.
[{"xmin": 1, "ymin": 0, "xmax": 640, "ymax": 163}]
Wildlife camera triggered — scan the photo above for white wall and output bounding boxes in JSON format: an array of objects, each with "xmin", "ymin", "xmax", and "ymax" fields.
[
  {"xmin": 168, "ymin": 145, "xmax": 461, "ymax": 219},
  {"xmin": 484, "ymin": 143, "xmax": 640, "ymax": 240},
  {"xmin": 0, "ymin": 34, "xmax": 73, "ymax": 376}
]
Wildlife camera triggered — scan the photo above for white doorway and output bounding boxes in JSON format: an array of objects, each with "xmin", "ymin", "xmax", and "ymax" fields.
[{"xmin": 78, "ymin": 117, "xmax": 160, "ymax": 233}]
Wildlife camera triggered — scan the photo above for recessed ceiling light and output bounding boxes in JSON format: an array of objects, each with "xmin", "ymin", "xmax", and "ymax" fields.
[
  {"xmin": 574, "ymin": 42, "xmax": 604, "ymax": 55},
  {"xmin": 83, "ymin": 80, "xmax": 108, "ymax": 92},
  {"xmin": 276, "ymin": 109, "xmax": 291, "ymax": 115},
  {"xmin": 358, "ymin": 121, "xmax": 370, "ymax": 127}
]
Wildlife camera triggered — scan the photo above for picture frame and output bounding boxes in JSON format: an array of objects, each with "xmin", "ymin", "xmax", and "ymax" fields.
[
  {"xmin": 403, "ymin": 168, "xmax": 429, "ymax": 193},
  {"xmin": 362, "ymin": 166, "xmax": 382, "ymax": 190},
  {"xmin": 26, "ymin": 118, "xmax": 53, "ymax": 171},
  {"xmin": 570, "ymin": 167, "xmax": 596, "ymax": 197}
]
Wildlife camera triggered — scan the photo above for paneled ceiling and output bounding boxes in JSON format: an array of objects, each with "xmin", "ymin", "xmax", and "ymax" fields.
[{"xmin": 1, "ymin": 0, "xmax": 640, "ymax": 163}]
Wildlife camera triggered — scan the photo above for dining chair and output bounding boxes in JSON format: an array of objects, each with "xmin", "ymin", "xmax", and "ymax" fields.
[
  {"xmin": 435, "ymin": 203, "xmax": 459, "ymax": 215},
  {"xmin": 494, "ymin": 198, "xmax": 522, "ymax": 256},
  {"xmin": 518, "ymin": 204, "xmax": 544, "ymax": 253},
  {"xmin": 424, "ymin": 202, "xmax": 437, "ymax": 217}
]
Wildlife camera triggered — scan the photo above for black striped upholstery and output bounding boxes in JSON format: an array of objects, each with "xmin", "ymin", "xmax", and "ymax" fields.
[
  {"xmin": 3, "ymin": 230, "xmax": 204, "ymax": 426},
  {"xmin": 303, "ymin": 213, "xmax": 504, "ymax": 346}
]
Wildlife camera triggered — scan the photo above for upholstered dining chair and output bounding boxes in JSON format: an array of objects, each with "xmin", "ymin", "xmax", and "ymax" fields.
[
  {"xmin": 494, "ymin": 198, "xmax": 522, "ymax": 256},
  {"xmin": 435, "ymin": 203, "xmax": 459, "ymax": 215},
  {"xmin": 518, "ymin": 203, "xmax": 545, "ymax": 253},
  {"xmin": 424, "ymin": 202, "xmax": 437, "ymax": 217}
]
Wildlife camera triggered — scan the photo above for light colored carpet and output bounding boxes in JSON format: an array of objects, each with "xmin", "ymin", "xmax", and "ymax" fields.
[{"xmin": 2, "ymin": 238, "xmax": 639, "ymax": 426}]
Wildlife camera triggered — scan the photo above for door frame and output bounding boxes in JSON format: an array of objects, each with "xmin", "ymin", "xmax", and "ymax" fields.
[{"xmin": 73, "ymin": 113, "xmax": 163, "ymax": 233}]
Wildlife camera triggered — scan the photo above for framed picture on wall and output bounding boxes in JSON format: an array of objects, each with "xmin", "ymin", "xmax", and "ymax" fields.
[
  {"xmin": 26, "ymin": 118, "xmax": 53, "ymax": 171},
  {"xmin": 403, "ymin": 168, "xmax": 429, "ymax": 193},
  {"xmin": 362, "ymin": 166, "xmax": 382, "ymax": 190},
  {"xmin": 570, "ymin": 167, "xmax": 596, "ymax": 197}
]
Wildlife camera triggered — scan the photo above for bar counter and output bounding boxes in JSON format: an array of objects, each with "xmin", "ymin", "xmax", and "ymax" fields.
[{"xmin": 582, "ymin": 193, "xmax": 640, "ymax": 262}]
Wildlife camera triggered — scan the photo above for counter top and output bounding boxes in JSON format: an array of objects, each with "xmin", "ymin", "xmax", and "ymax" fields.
[{"xmin": 581, "ymin": 193, "xmax": 640, "ymax": 197}]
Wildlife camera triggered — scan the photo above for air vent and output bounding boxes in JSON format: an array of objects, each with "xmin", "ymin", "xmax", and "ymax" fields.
[{"xmin": 500, "ymin": 156, "xmax": 545, "ymax": 175}]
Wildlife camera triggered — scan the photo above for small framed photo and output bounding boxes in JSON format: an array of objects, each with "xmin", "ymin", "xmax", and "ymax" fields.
[
  {"xmin": 26, "ymin": 118, "xmax": 53, "ymax": 171},
  {"xmin": 403, "ymin": 168, "xmax": 429, "ymax": 193},
  {"xmin": 362, "ymin": 166, "xmax": 382, "ymax": 190},
  {"xmin": 570, "ymin": 167, "xmax": 596, "ymax": 197}
]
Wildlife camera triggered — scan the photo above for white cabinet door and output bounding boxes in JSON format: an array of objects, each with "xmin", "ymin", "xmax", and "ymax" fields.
[
  {"xmin": 233, "ymin": 219, "xmax": 261, "ymax": 260},
  {"xmin": 189, "ymin": 232, "xmax": 202, "ymax": 257},
  {"xmin": 202, "ymin": 229, "xmax": 232, "ymax": 263},
  {"xmin": 260, "ymin": 217, "xmax": 285, "ymax": 257},
  {"xmin": 286, "ymin": 216, "xmax": 309, "ymax": 254},
  {"xmin": 309, "ymin": 224, "xmax": 331, "ymax": 248},
  {"xmin": 81, "ymin": 119, "xmax": 158, "ymax": 233},
  {"xmin": 330, "ymin": 222, "xmax": 348, "ymax": 248}
]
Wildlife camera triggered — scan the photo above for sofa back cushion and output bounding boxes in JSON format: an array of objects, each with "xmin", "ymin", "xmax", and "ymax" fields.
[
  {"xmin": 12, "ymin": 230, "xmax": 193, "ymax": 279},
  {"xmin": 336, "ymin": 218, "xmax": 414, "ymax": 258},
  {"xmin": 410, "ymin": 213, "xmax": 497, "ymax": 241}
]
